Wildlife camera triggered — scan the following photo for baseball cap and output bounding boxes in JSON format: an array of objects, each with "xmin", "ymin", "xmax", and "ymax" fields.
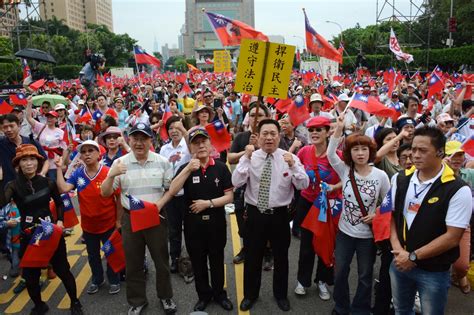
[
  {"xmin": 188, "ymin": 128, "xmax": 210, "ymax": 143},
  {"xmin": 76, "ymin": 140, "xmax": 100, "ymax": 153},
  {"xmin": 445, "ymin": 141, "xmax": 464, "ymax": 156},
  {"xmin": 338, "ymin": 93, "xmax": 350, "ymax": 102},
  {"xmin": 396, "ymin": 117, "xmax": 415, "ymax": 130},
  {"xmin": 77, "ymin": 99, "xmax": 85, "ymax": 105},
  {"xmin": 45, "ymin": 111, "xmax": 58, "ymax": 118},
  {"xmin": 309, "ymin": 93, "xmax": 323, "ymax": 103},
  {"xmin": 54, "ymin": 103, "xmax": 66, "ymax": 111},
  {"xmin": 129, "ymin": 123, "xmax": 153, "ymax": 138},
  {"xmin": 436, "ymin": 113, "xmax": 454, "ymax": 123},
  {"xmin": 332, "ymin": 81, "xmax": 342, "ymax": 88}
]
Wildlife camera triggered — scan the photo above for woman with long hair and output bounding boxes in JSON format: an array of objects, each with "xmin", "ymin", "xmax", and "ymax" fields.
[
  {"xmin": 328, "ymin": 113, "xmax": 390, "ymax": 315},
  {"xmin": 0, "ymin": 144, "xmax": 82, "ymax": 315},
  {"xmin": 294, "ymin": 116, "xmax": 342, "ymax": 301}
]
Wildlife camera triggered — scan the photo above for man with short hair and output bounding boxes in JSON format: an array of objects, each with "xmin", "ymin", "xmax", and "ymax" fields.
[
  {"xmin": 93, "ymin": 94, "xmax": 118, "ymax": 133},
  {"xmin": 232, "ymin": 119, "xmax": 309, "ymax": 312},
  {"xmin": 11, "ymin": 106, "xmax": 32, "ymax": 137},
  {"xmin": 309, "ymin": 93, "xmax": 334, "ymax": 120},
  {"xmin": 101, "ymin": 123, "xmax": 177, "ymax": 315},
  {"xmin": 390, "ymin": 126, "xmax": 472, "ymax": 314}
]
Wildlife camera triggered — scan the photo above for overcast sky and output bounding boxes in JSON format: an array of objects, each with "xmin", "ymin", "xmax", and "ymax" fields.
[{"xmin": 113, "ymin": 0, "xmax": 415, "ymax": 53}]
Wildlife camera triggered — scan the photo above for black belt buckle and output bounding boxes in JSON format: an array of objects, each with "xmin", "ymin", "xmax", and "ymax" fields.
[{"xmin": 262, "ymin": 208, "xmax": 274, "ymax": 215}]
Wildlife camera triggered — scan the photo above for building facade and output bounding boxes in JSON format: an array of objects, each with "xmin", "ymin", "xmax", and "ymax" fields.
[
  {"xmin": 0, "ymin": 6, "xmax": 19, "ymax": 37},
  {"xmin": 183, "ymin": 0, "xmax": 255, "ymax": 60},
  {"xmin": 40, "ymin": 0, "xmax": 113, "ymax": 32}
]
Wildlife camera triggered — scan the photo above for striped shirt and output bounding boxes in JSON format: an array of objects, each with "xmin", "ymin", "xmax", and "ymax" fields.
[{"xmin": 112, "ymin": 151, "xmax": 173, "ymax": 209}]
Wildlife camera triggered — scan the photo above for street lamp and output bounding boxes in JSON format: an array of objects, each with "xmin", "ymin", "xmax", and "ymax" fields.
[{"xmin": 325, "ymin": 20, "xmax": 343, "ymax": 43}]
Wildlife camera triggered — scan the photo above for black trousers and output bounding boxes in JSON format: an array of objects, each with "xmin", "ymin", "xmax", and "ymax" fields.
[
  {"xmin": 296, "ymin": 197, "xmax": 334, "ymax": 287},
  {"xmin": 167, "ymin": 195, "xmax": 186, "ymax": 260},
  {"xmin": 22, "ymin": 236, "xmax": 78, "ymax": 308},
  {"xmin": 244, "ymin": 205, "xmax": 290, "ymax": 300},
  {"xmin": 184, "ymin": 211, "xmax": 227, "ymax": 301},
  {"xmin": 234, "ymin": 185, "xmax": 247, "ymax": 241},
  {"xmin": 373, "ymin": 241, "xmax": 393, "ymax": 315}
]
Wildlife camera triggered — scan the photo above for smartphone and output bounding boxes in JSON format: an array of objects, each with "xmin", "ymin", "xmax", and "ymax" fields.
[{"xmin": 213, "ymin": 98, "xmax": 223, "ymax": 108}]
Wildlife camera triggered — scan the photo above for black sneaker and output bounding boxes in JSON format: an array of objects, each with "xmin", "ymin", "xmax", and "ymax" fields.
[
  {"xmin": 30, "ymin": 302, "xmax": 49, "ymax": 315},
  {"xmin": 233, "ymin": 248, "xmax": 245, "ymax": 264},
  {"xmin": 170, "ymin": 258, "xmax": 178, "ymax": 274},
  {"xmin": 13, "ymin": 279, "xmax": 26, "ymax": 294},
  {"xmin": 161, "ymin": 298, "xmax": 177, "ymax": 314},
  {"xmin": 70, "ymin": 300, "xmax": 83, "ymax": 315}
]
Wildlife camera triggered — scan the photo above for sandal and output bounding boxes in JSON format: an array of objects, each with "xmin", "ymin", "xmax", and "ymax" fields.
[{"xmin": 459, "ymin": 276, "xmax": 471, "ymax": 294}]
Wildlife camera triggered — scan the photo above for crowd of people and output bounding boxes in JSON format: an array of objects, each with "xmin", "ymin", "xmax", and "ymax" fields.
[{"xmin": 0, "ymin": 68, "xmax": 472, "ymax": 315}]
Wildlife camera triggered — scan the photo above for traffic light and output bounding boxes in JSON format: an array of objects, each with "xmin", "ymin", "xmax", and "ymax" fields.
[{"xmin": 448, "ymin": 17, "xmax": 457, "ymax": 33}]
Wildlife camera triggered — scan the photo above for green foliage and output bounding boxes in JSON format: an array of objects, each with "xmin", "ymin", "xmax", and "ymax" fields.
[
  {"xmin": 174, "ymin": 57, "xmax": 187, "ymax": 72},
  {"xmin": 52, "ymin": 65, "xmax": 83, "ymax": 80},
  {"xmin": 186, "ymin": 58, "xmax": 197, "ymax": 67},
  {"xmin": 0, "ymin": 37, "xmax": 13, "ymax": 58},
  {"xmin": 0, "ymin": 63, "xmax": 21, "ymax": 83}
]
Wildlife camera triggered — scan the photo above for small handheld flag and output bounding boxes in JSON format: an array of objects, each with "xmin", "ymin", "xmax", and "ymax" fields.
[{"xmin": 127, "ymin": 194, "xmax": 161, "ymax": 232}]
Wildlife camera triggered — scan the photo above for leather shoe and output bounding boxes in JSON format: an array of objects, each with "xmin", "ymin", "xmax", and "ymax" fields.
[
  {"xmin": 276, "ymin": 298, "xmax": 290, "ymax": 312},
  {"xmin": 239, "ymin": 298, "xmax": 256, "ymax": 311},
  {"xmin": 233, "ymin": 248, "xmax": 245, "ymax": 264},
  {"xmin": 193, "ymin": 299, "xmax": 210, "ymax": 312},
  {"xmin": 170, "ymin": 258, "xmax": 178, "ymax": 274},
  {"xmin": 216, "ymin": 297, "xmax": 233, "ymax": 311}
]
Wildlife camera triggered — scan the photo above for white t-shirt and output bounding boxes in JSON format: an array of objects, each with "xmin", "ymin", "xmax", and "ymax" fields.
[
  {"xmin": 328, "ymin": 136, "xmax": 391, "ymax": 239},
  {"xmin": 391, "ymin": 165, "xmax": 472, "ymax": 230},
  {"xmin": 159, "ymin": 137, "xmax": 191, "ymax": 196}
]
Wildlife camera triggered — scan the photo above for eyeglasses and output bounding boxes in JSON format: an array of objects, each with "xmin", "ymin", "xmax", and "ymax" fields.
[
  {"xmin": 399, "ymin": 154, "xmax": 412, "ymax": 162},
  {"xmin": 308, "ymin": 127, "xmax": 325, "ymax": 132}
]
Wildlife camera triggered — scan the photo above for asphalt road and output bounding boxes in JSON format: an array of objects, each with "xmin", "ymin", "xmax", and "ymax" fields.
[{"xmin": 0, "ymin": 210, "xmax": 473, "ymax": 315}]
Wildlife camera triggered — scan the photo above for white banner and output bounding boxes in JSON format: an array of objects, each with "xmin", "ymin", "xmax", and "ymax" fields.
[{"xmin": 389, "ymin": 28, "xmax": 414, "ymax": 64}]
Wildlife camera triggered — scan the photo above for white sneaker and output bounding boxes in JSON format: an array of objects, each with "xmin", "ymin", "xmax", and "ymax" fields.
[
  {"xmin": 413, "ymin": 292, "xmax": 421, "ymax": 313},
  {"xmin": 294, "ymin": 282, "xmax": 306, "ymax": 295},
  {"xmin": 318, "ymin": 281, "xmax": 331, "ymax": 301}
]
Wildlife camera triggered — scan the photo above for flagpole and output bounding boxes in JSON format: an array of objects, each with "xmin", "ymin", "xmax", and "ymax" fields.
[
  {"xmin": 252, "ymin": 41, "xmax": 271, "ymax": 133},
  {"xmin": 133, "ymin": 46, "xmax": 142, "ymax": 85}
]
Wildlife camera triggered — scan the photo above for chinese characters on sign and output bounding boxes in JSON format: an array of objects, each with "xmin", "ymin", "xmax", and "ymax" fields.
[
  {"xmin": 235, "ymin": 39, "xmax": 295, "ymax": 99},
  {"xmin": 213, "ymin": 50, "xmax": 232, "ymax": 73}
]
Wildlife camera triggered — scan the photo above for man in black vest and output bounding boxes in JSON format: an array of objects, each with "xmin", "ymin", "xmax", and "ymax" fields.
[{"xmin": 390, "ymin": 126, "xmax": 472, "ymax": 314}]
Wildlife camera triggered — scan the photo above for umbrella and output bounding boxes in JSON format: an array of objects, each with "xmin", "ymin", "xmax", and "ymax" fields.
[
  {"xmin": 15, "ymin": 48, "xmax": 57, "ymax": 64},
  {"xmin": 32, "ymin": 94, "xmax": 68, "ymax": 107}
]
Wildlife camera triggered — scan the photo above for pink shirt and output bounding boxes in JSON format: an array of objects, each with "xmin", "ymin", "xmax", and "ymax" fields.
[
  {"xmin": 297, "ymin": 145, "xmax": 342, "ymax": 202},
  {"xmin": 33, "ymin": 121, "xmax": 66, "ymax": 169}
]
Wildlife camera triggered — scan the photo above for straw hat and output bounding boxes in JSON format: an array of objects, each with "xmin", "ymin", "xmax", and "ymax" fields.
[
  {"xmin": 12, "ymin": 144, "xmax": 45, "ymax": 166},
  {"xmin": 192, "ymin": 105, "xmax": 215, "ymax": 121}
]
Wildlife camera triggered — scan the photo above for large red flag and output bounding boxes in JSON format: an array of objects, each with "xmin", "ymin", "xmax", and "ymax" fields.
[
  {"xmin": 288, "ymin": 95, "xmax": 310, "ymax": 126},
  {"xmin": 127, "ymin": 194, "xmax": 160, "ymax": 232},
  {"xmin": 427, "ymin": 70, "xmax": 445, "ymax": 99},
  {"xmin": 205, "ymin": 120, "xmax": 232, "ymax": 152},
  {"xmin": 20, "ymin": 219, "xmax": 62, "ymax": 268},
  {"xmin": 304, "ymin": 9, "xmax": 342, "ymax": 64},
  {"xmin": 204, "ymin": 11, "xmax": 268, "ymax": 46},
  {"xmin": 133, "ymin": 46, "xmax": 161, "ymax": 67},
  {"xmin": 0, "ymin": 98, "xmax": 13, "ymax": 114},
  {"xmin": 349, "ymin": 93, "xmax": 397, "ymax": 120},
  {"xmin": 101, "ymin": 230, "xmax": 126, "ymax": 273}
]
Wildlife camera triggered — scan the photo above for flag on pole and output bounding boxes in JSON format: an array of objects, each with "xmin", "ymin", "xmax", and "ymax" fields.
[
  {"xmin": 389, "ymin": 28, "xmax": 414, "ymax": 63},
  {"xmin": 133, "ymin": 46, "xmax": 161, "ymax": 67},
  {"xmin": 101, "ymin": 230, "xmax": 126, "ymax": 273},
  {"xmin": 20, "ymin": 219, "xmax": 62, "ymax": 268},
  {"xmin": 21, "ymin": 58, "xmax": 31, "ymax": 82},
  {"xmin": 427, "ymin": 70, "xmax": 445, "ymax": 99},
  {"xmin": 9, "ymin": 93, "xmax": 27, "ymax": 106},
  {"xmin": 0, "ymin": 98, "xmax": 13, "ymax": 114},
  {"xmin": 127, "ymin": 194, "xmax": 161, "ymax": 232},
  {"xmin": 288, "ymin": 94, "xmax": 310, "ymax": 126},
  {"xmin": 187, "ymin": 63, "xmax": 202, "ymax": 73},
  {"xmin": 29, "ymin": 79, "xmax": 46, "ymax": 91},
  {"xmin": 303, "ymin": 9, "xmax": 342, "ymax": 64},
  {"xmin": 204, "ymin": 11, "xmax": 269, "ymax": 46},
  {"xmin": 348, "ymin": 93, "xmax": 397, "ymax": 120}
]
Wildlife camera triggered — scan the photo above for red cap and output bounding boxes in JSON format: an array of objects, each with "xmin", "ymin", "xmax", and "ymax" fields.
[
  {"xmin": 45, "ymin": 111, "xmax": 59, "ymax": 118},
  {"xmin": 307, "ymin": 116, "xmax": 331, "ymax": 128}
]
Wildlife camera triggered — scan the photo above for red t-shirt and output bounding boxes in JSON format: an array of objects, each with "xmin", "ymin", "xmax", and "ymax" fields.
[
  {"xmin": 297, "ymin": 145, "xmax": 342, "ymax": 202},
  {"xmin": 67, "ymin": 165, "xmax": 118, "ymax": 234}
]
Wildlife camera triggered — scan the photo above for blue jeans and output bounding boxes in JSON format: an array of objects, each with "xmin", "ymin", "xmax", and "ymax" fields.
[
  {"xmin": 389, "ymin": 261, "xmax": 450, "ymax": 315},
  {"xmin": 83, "ymin": 228, "xmax": 120, "ymax": 285},
  {"xmin": 333, "ymin": 231, "xmax": 376, "ymax": 315}
]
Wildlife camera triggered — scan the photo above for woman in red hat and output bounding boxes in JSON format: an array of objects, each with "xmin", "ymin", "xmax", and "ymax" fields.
[
  {"xmin": 294, "ymin": 116, "xmax": 342, "ymax": 301},
  {"xmin": 0, "ymin": 144, "xmax": 82, "ymax": 315}
]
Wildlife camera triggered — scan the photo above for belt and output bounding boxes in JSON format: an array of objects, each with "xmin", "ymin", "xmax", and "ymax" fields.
[{"xmin": 247, "ymin": 204, "xmax": 288, "ymax": 215}]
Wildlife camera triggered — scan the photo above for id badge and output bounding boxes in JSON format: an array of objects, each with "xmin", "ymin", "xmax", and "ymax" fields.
[{"xmin": 408, "ymin": 202, "xmax": 420, "ymax": 214}]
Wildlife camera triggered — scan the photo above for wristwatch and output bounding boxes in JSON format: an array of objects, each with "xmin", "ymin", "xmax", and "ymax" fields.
[
  {"xmin": 209, "ymin": 199, "xmax": 215, "ymax": 208},
  {"xmin": 409, "ymin": 251, "xmax": 418, "ymax": 263}
]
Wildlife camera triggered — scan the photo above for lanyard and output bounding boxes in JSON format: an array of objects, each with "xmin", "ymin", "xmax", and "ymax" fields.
[{"xmin": 413, "ymin": 183, "xmax": 432, "ymax": 199}]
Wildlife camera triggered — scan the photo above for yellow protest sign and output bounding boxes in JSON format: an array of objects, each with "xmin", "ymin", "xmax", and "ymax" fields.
[
  {"xmin": 261, "ymin": 42, "xmax": 295, "ymax": 99},
  {"xmin": 213, "ymin": 50, "xmax": 231, "ymax": 73},
  {"xmin": 234, "ymin": 39, "xmax": 267, "ymax": 96},
  {"xmin": 235, "ymin": 39, "xmax": 295, "ymax": 99}
]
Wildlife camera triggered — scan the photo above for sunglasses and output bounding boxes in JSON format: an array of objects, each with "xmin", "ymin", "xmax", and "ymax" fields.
[{"xmin": 308, "ymin": 127, "xmax": 325, "ymax": 132}]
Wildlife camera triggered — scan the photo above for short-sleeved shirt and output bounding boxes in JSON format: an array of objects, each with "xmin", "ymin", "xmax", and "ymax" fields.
[
  {"xmin": 67, "ymin": 165, "xmax": 118, "ymax": 234},
  {"xmin": 101, "ymin": 149, "xmax": 126, "ymax": 168},
  {"xmin": 176, "ymin": 158, "xmax": 233, "ymax": 215},
  {"xmin": 112, "ymin": 152, "xmax": 173, "ymax": 209},
  {"xmin": 230, "ymin": 131, "xmax": 251, "ymax": 154},
  {"xmin": 160, "ymin": 138, "xmax": 191, "ymax": 196},
  {"xmin": 297, "ymin": 145, "xmax": 342, "ymax": 202},
  {"xmin": 231, "ymin": 100, "xmax": 243, "ymax": 124}
]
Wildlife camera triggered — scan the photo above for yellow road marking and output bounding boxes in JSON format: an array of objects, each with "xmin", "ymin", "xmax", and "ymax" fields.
[
  {"xmin": 41, "ymin": 255, "xmax": 80, "ymax": 301},
  {"xmin": 57, "ymin": 261, "xmax": 91, "ymax": 309},
  {"xmin": 224, "ymin": 264, "xmax": 227, "ymax": 289},
  {"xmin": 0, "ymin": 277, "xmax": 21, "ymax": 305},
  {"xmin": 5, "ymin": 279, "xmax": 30, "ymax": 314},
  {"xmin": 230, "ymin": 213, "xmax": 248, "ymax": 315},
  {"xmin": 65, "ymin": 224, "xmax": 86, "ymax": 252}
]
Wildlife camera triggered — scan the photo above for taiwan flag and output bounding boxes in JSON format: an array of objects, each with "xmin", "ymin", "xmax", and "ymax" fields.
[
  {"xmin": 300, "ymin": 184, "xmax": 341, "ymax": 267},
  {"xmin": 133, "ymin": 46, "xmax": 161, "ymax": 68},
  {"xmin": 101, "ymin": 229, "xmax": 126, "ymax": 273},
  {"xmin": 349, "ymin": 93, "xmax": 397, "ymax": 120},
  {"xmin": 288, "ymin": 94, "xmax": 310, "ymax": 126},
  {"xmin": 29, "ymin": 79, "xmax": 46, "ymax": 91},
  {"xmin": 0, "ymin": 98, "xmax": 13, "ymax": 114},
  {"xmin": 127, "ymin": 194, "xmax": 161, "ymax": 232},
  {"xmin": 9, "ymin": 93, "xmax": 27, "ymax": 106},
  {"xmin": 461, "ymin": 136, "xmax": 474, "ymax": 157},
  {"xmin": 20, "ymin": 219, "xmax": 63, "ymax": 268},
  {"xmin": 205, "ymin": 119, "xmax": 231, "ymax": 152},
  {"xmin": 372, "ymin": 188, "xmax": 393, "ymax": 242},
  {"xmin": 427, "ymin": 71, "xmax": 444, "ymax": 99},
  {"xmin": 204, "ymin": 11, "xmax": 268, "ymax": 47},
  {"xmin": 304, "ymin": 9, "xmax": 342, "ymax": 64},
  {"xmin": 49, "ymin": 193, "xmax": 79, "ymax": 228},
  {"xmin": 159, "ymin": 104, "xmax": 173, "ymax": 142}
]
